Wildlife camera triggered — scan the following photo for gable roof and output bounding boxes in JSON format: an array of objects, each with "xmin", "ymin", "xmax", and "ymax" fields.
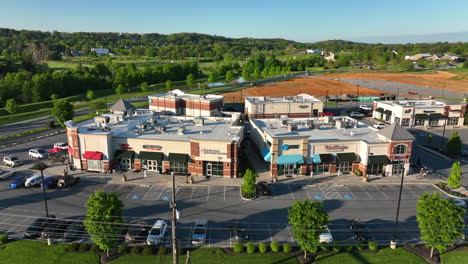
[
  {"xmin": 378, "ymin": 123, "xmax": 415, "ymax": 141},
  {"xmin": 110, "ymin": 99, "xmax": 135, "ymax": 112}
]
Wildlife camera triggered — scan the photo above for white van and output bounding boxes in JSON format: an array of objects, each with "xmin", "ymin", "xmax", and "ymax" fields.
[{"xmin": 25, "ymin": 175, "xmax": 44, "ymax": 187}]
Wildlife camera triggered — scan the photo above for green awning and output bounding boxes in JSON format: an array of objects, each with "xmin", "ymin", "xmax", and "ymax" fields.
[
  {"xmin": 139, "ymin": 151, "xmax": 163, "ymax": 161},
  {"xmin": 376, "ymin": 107, "xmax": 384, "ymax": 113},
  {"xmin": 368, "ymin": 155, "xmax": 390, "ymax": 165},
  {"xmin": 383, "ymin": 110, "xmax": 392, "ymax": 115},
  {"xmin": 337, "ymin": 153, "xmax": 357, "ymax": 163},
  {"xmin": 168, "ymin": 153, "xmax": 189, "ymax": 162},
  {"xmin": 114, "ymin": 150, "xmax": 136, "ymax": 160},
  {"xmin": 415, "ymin": 114, "xmax": 429, "ymax": 120},
  {"xmin": 429, "ymin": 113, "xmax": 444, "ymax": 120}
]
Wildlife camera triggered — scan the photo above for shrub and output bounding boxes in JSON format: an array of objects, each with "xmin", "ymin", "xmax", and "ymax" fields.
[
  {"xmin": 118, "ymin": 245, "xmax": 128, "ymax": 254},
  {"xmin": 130, "ymin": 246, "xmax": 142, "ymax": 255},
  {"xmin": 159, "ymin": 247, "xmax": 168, "ymax": 255},
  {"xmin": 354, "ymin": 169, "xmax": 362, "ymax": 176},
  {"xmin": 368, "ymin": 240, "xmax": 378, "ymax": 251},
  {"xmin": 177, "ymin": 247, "xmax": 185, "ymax": 256},
  {"xmin": 233, "ymin": 242, "xmax": 244, "ymax": 253},
  {"xmin": 45, "ymin": 120, "xmax": 56, "ymax": 129},
  {"xmin": 270, "ymin": 241, "xmax": 280, "ymax": 252},
  {"xmin": 258, "ymin": 242, "xmax": 268, "ymax": 253},
  {"xmin": 344, "ymin": 245, "xmax": 353, "ymax": 252},
  {"xmin": 241, "ymin": 169, "xmax": 257, "ymax": 198},
  {"xmin": 78, "ymin": 243, "xmax": 89, "ymax": 252},
  {"xmin": 90, "ymin": 245, "xmax": 100, "ymax": 253},
  {"xmin": 246, "ymin": 242, "xmax": 257, "ymax": 254},
  {"xmin": 319, "ymin": 242, "xmax": 328, "ymax": 252},
  {"xmin": 68, "ymin": 243, "xmax": 80, "ymax": 252},
  {"xmin": 142, "ymin": 247, "xmax": 153, "ymax": 256},
  {"xmin": 0, "ymin": 234, "xmax": 8, "ymax": 244},
  {"xmin": 356, "ymin": 242, "xmax": 364, "ymax": 251},
  {"xmin": 332, "ymin": 242, "xmax": 341, "ymax": 252},
  {"xmin": 283, "ymin": 243, "xmax": 292, "ymax": 253}
]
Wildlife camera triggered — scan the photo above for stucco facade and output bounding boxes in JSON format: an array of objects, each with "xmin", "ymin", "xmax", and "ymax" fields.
[{"xmin": 245, "ymin": 94, "xmax": 324, "ymax": 118}]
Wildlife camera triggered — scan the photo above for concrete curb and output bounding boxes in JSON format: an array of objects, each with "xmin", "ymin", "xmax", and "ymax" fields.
[
  {"xmin": 415, "ymin": 145, "xmax": 453, "ymax": 161},
  {"xmin": 239, "ymin": 188, "xmax": 257, "ymax": 200},
  {"xmin": 432, "ymin": 183, "xmax": 466, "ymax": 199}
]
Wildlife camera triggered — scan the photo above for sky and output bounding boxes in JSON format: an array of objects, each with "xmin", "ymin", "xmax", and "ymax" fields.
[{"xmin": 1, "ymin": 0, "xmax": 468, "ymax": 43}]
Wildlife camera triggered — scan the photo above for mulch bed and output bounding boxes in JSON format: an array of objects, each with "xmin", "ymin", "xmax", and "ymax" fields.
[{"xmin": 403, "ymin": 245, "xmax": 441, "ymax": 264}]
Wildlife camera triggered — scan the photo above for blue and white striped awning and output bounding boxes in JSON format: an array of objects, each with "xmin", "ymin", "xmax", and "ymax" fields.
[{"xmin": 261, "ymin": 148, "xmax": 271, "ymax": 162}]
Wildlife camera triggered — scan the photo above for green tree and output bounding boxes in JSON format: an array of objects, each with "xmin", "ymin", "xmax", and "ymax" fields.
[
  {"xmin": 225, "ymin": 70, "xmax": 234, "ymax": 83},
  {"xmin": 115, "ymin": 84, "xmax": 124, "ymax": 95},
  {"xmin": 5, "ymin": 98, "xmax": 18, "ymax": 114},
  {"xmin": 186, "ymin": 73, "xmax": 195, "ymax": 88},
  {"xmin": 140, "ymin": 82, "xmax": 149, "ymax": 92},
  {"xmin": 165, "ymin": 80, "xmax": 172, "ymax": 90},
  {"xmin": 463, "ymin": 61, "xmax": 468, "ymax": 69},
  {"xmin": 207, "ymin": 72, "xmax": 216, "ymax": 84},
  {"xmin": 416, "ymin": 192, "xmax": 465, "ymax": 258},
  {"xmin": 447, "ymin": 161, "xmax": 462, "ymax": 188},
  {"xmin": 86, "ymin": 90, "xmax": 95, "ymax": 101},
  {"xmin": 252, "ymin": 68, "xmax": 262, "ymax": 80},
  {"xmin": 447, "ymin": 131, "xmax": 462, "ymax": 156},
  {"xmin": 50, "ymin": 94, "xmax": 59, "ymax": 100},
  {"xmin": 241, "ymin": 169, "xmax": 256, "ymax": 198},
  {"xmin": 89, "ymin": 100, "xmax": 106, "ymax": 111},
  {"xmin": 398, "ymin": 60, "xmax": 414, "ymax": 71},
  {"xmin": 288, "ymin": 200, "xmax": 330, "ymax": 259},
  {"xmin": 51, "ymin": 98, "xmax": 74, "ymax": 127},
  {"xmin": 84, "ymin": 191, "xmax": 124, "ymax": 257}
]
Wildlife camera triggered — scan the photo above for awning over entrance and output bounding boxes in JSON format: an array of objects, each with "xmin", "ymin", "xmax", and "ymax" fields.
[
  {"xmin": 368, "ymin": 155, "xmax": 390, "ymax": 165},
  {"xmin": 261, "ymin": 148, "xmax": 271, "ymax": 162},
  {"xmin": 383, "ymin": 110, "xmax": 392, "ymax": 115},
  {"xmin": 114, "ymin": 150, "xmax": 136, "ymax": 160},
  {"xmin": 168, "ymin": 153, "xmax": 189, "ymax": 162},
  {"xmin": 429, "ymin": 113, "xmax": 444, "ymax": 120},
  {"xmin": 139, "ymin": 151, "xmax": 163, "ymax": 161},
  {"xmin": 68, "ymin": 147, "xmax": 73, "ymax": 155},
  {"xmin": 277, "ymin": 155, "xmax": 304, "ymax": 165},
  {"xmin": 313, "ymin": 154, "xmax": 321, "ymax": 163},
  {"xmin": 415, "ymin": 114, "xmax": 429, "ymax": 120},
  {"xmin": 337, "ymin": 153, "xmax": 357, "ymax": 162},
  {"xmin": 319, "ymin": 154, "xmax": 334, "ymax": 163},
  {"xmin": 83, "ymin": 151, "xmax": 103, "ymax": 160},
  {"xmin": 376, "ymin": 107, "xmax": 384, "ymax": 113}
]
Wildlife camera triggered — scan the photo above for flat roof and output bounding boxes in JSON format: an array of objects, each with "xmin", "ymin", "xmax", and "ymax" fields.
[
  {"xmin": 71, "ymin": 111, "xmax": 242, "ymax": 142},
  {"xmin": 245, "ymin": 94, "xmax": 322, "ymax": 104},
  {"xmin": 378, "ymin": 99, "xmax": 465, "ymax": 108},
  {"xmin": 251, "ymin": 117, "xmax": 386, "ymax": 144},
  {"xmin": 148, "ymin": 89, "xmax": 223, "ymax": 102}
]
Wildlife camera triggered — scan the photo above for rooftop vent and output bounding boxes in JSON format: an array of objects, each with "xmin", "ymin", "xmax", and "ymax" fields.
[
  {"xmin": 288, "ymin": 123, "xmax": 298, "ymax": 132},
  {"xmin": 194, "ymin": 117, "xmax": 204, "ymax": 126},
  {"xmin": 177, "ymin": 127, "xmax": 185, "ymax": 135},
  {"xmin": 350, "ymin": 129, "xmax": 355, "ymax": 136},
  {"xmin": 324, "ymin": 115, "xmax": 333, "ymax": 124},
  {"xmin": 159, "ymin": 126, "xmax": 166, "ymax": 132},
  {"xmin": 335, "ymin": 120, "xmax": 346, "ymax": 129},
  {"xmin": 307, "ymin": 120, "xmax": 314, "ymax": 129},
  {"xmin": 94, "ymin": 116, "xmax": 110, "ymax": 125}
]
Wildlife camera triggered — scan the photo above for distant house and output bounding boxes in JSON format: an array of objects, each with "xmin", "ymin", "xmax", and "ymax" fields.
[
  {"xmin": 441, "ymin": 54, "xmax": 461, "ymax": 62},
  {"xmin": 90, "ymin": 48, "xmax": 110, "ymax": 56},
  {"xmin": 305, "ymin": 49, "xmax": 322, "ymax": 54},
  {"xmin": 324, "ymin": 52, "xmax": 335, "ymax": 62},
  {"xmin": 70, "ymin": 50, "xmax": 84, "ymax": 57},
  {"xmin": 409, "ymin": 53, "xmax": 433, "ymax": 61}
]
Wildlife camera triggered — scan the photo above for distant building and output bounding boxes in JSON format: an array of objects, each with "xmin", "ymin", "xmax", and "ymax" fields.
[
  {"xmin": 324, "ymin": 52, "xmax": 335, "ymax": 62},
  {"xmin": 441, "ymin": 54, "xmax": 461, "ymax": 62},
  {"xmin": 244, "ymin": 94, "xmax": 323, "ymax": 118},
  {"xmin": 409, "ymin": 53, "xmax": 433, "ymax": 61},
  {"xmin": 306, "ymin": 49, "xmax": 322, "ymax": 54},
  {"xmin": 91, "ymin": 48, "xmax": 110, "ymax": 56}
]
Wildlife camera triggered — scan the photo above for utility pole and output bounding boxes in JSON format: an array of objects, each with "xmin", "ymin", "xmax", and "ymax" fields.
[
  {"xmin": 171, "ymin": 172, "xmax": 178, "ymax": 264},
  {"xmin": 391, "ymin": 161, "xmax": 405, "ymax": 249}
]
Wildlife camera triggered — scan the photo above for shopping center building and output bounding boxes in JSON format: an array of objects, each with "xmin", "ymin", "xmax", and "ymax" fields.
[
  {"xmin": 244, "ymin": 94, "xmax": 324, "ymax": 118},
  {"xmin": 65, "ymin": 99, "xmax": 243, "ymax": 177},
  {"xmin": 148, "ymin": 89, "xmax": 224, "ymax": 117},
  {"xmin": 372, "ymin": 99, "xmax": 466, "ymax": 127},
  {"xmin": 249, "ymin": 115, "xmax": 415, "ymax": 178}
]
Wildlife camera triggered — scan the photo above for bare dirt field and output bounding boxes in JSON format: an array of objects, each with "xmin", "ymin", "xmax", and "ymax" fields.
[
  {"xmin": 222, "ymin": 78, "xmax": 383, "ymax": 103},
  {"xmin": 322, "ymin": 71, "xmax": 468, "ymax": 93}
]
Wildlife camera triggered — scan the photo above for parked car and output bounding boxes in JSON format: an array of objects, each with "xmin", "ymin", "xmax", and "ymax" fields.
[
  {"xmin": 41, "ymin": 219, "xmax": 71, "ymax": 238},
  {"xmin": 449, "ymin": 197, "xmax": 466, "ymax": 208},
  {"xmin": 349, "ymin": 219, "xmax": 372, "ymax": 242},
  {"xmin": 408, "ymin": 91, "xmax": 418, "ymax": 95},
  {"xmin": 373, "ymin": 123, "xmax": 386, "ymax": 129},
  {"xmin": 146, "ymin": 220, "xmax": 168, "ymax": 245},
  {"xmin": 319, "ymin": 225, "xmax": 334, "ymax": 243},
  {"xmin": 9, "ymin": 175, "xmax": 26, "ymax": 189},
  {"xmin": 25, "ymin": 175, "xmax": 45, "ymax": 188},
  {"xmin": 350, "ymin": 112, "xmax": 365, "ymax": 118},
  {"xmin": 256, "ymin": 181, "xmax": 272, "ymax": 196},
  {"xmin": 0, "ymin": 169, "xmax": 16, "ymax": 180},
  {"xmin": 29, "ymin": 148, "xmax": 49, "ymax": 159},
  {"xmin": 125, "ymin": 222, "xmax": 149, "ymax": 243},
  {"xmin": 53, "ymin": 142, "xmax": 68, "ymax": 150},
  {"xmin": 230, "ymin": 224, "xmax": 250, "ymax": 242},
  {"xmin": 24, "ymin": 216, "xmax": 56, "ymax": 238},
  {"xmin": 57, "ymin": 175, "xmax": 80, "ymax": 188},
  {"xmin": 359, "ymin": 105, "xmax": 372, "ymax": 111},
  {"xmin": 320, "ymin": 112, "xmax": 335, "ymax": 116},
  {"xmin": 191, "ymin": 219, "xmax": 208, "ymax": 244},
  {"xmin": 40, "ymin": 176, "xmax": 60, "ymax": 189},
  {"xmin": 64, "ymin": 219, "xmax": 86, "ymax": 240},
  {"xmin": 3, "ymin": 156, "xmax": 23, "ymax": 167}
]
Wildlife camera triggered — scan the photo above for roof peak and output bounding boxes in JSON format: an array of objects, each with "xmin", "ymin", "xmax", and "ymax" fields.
[{"xmin": 378, "ymin": 122, "xmax": 415, "ymax": 141}]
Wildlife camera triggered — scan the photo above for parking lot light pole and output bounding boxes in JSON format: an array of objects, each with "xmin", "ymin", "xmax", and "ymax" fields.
[
  {"xmin": 171, "ymin": 172, "xmax": 178, "ymax": 264},
  {"xmin": 391, "ymin": 159, "xmax": 405, "ymax": 249},
  {"xmin": 32, "ymin": 162, "xmax": 49, "ymax": 218}
]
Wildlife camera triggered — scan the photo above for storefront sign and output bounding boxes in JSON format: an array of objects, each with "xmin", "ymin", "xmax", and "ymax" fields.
[
  {"xmin": 120, "ymin": 144, "xmax": 132, "ymax": 150},
  {"xmin": 299, "ymin": 105, "xmax": 309, "ymax": 109},
  {"xmin": 143, "ymin": 145, "xmax": 162, "ymax": 151},
  {"xmin": 394, "ymin": 155, "xmax": 407, "ymax": 159},
  {"xmin": 325, "ymin": 145, "xmax": 347, "ymax": 152},
  {"xmin": 201, "ymin": 149, "xmax": 226, "ymax": 155},
  {"xmin": 423, "ymin": 110, "xmax": 436, "ymax": 113}
]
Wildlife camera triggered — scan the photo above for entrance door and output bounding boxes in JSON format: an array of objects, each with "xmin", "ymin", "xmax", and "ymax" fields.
[
  {"xmin": 392, "ymin": 160, "xmax": 404, "ymax": 175},
  {"xmin": 285, "ymin": 164, "xmax": 295, "ymax": 175},
  {"xmin": 146, "ymin": 160, "xmax": 158, "ymax": 171},
  {"xmin": 120, "ymin": 159, "xmax": 133, "ymax": 170},
  {"xmin": 205, "ymin": 162, "xmax": 213, "ymax": 176}
]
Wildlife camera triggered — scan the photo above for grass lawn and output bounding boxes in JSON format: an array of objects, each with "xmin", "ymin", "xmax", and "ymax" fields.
[
  {"xmin": 0, "ymin": 240, "xmax": 99, "ymax": 264},
  {"xmin": 111, "ymin": 248, "xmax": 298, "ymax": 264},
  {"xmin": 440, "ymin": 250, "xmax": 468, "ymax": 264},
  {"xmin": 313, "ymin": 248, "xmax": 426, "ymax": 264}
]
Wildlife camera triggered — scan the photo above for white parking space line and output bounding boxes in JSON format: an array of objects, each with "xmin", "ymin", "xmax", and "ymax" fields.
[
  {"xmin": 359, "ymin": 185, "xmax": 373, "ymax": 199},
  {"xmin": 287, "ymin": 185, "xmax": 296, "ymax": 200},
  {"xmin": 270, "ymin": 185, "xmax": 277, "ymax": 199},
  {"xmin": 343, "ymin": 186, "xmax": 357, "ymax": 199},
  {"xmin": 175, "ymin": 187, "xmax": 181, "ymax": 196},
  {"xmin": 6, "ymin": 216, "xmax": 31, "ymax": 233},
  {"xmin": 303, "ymin": 186, "xmax": 312, "ymax": 199},
  {"xmin": 268, "ymin": 223, "xmax": 273, "ymax": 242},
  {"xmin": 125, "ymin": 185, "xmax": 141, "ymax": 199},
  {"xmin": 156, "ymin": 186, "xmax": 166, "ymax": 200},
  {"xmin": 224, "ymin": 186, "xmax": 226, "ymax": 201},
  {"xmin": 207, "ymin": 186, "xmax": 210, "ymax": 201},
  {"xmin": 190, "ymin": 186, "xmax": 196, "ymax": 200},
  {"xmin": 373, "ymin": 185, "xmax": 389, "ymax": 199},
  {"xmin": 286, "ymin": 225, "xmax": 295, "ymax": 243}
]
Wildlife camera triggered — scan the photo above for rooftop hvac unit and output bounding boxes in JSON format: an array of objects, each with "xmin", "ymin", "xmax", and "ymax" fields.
[
  {"xmin": 177, "ymin": 127, "xmax": 185, "ymax": 135},
  {"xmin": 335, "ymin": 120, "xmax": 346, "ymax": 129},
  {"xmin": 159, "ymin": 126, "xmax": 166, "ymax": 132},
  {"xmin": 288, "ymin": 123, "xmax": 298, "ymax": 132},
  {"xmin": 94, "ymin": 116, "xmax": 110, "ymax": 125},
  {"xmin": 307, "ymin": 120, "xmax": 314, "ymax": 129},
  {"xmin": 194, "ymin": 117, "xmax": 204, "ymax": 126}
]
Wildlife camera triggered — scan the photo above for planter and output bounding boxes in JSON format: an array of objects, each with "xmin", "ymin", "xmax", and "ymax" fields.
[{"xmin": 240, "ymin": 188, "xmax": 257, "ymax": 200}]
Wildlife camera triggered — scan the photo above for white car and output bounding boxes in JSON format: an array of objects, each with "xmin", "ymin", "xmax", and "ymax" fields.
[
  {"xmin": 359, "ymin": 105, "xmax": 372, "ymax": 111},
  {"xmin": 146, "ymin": 220, "xmax": 168, "ymax": 245},
  {"xmin": 25, "ymin": 175, "xmax": 45, "ymax": 187},
  {"xmin": 191, "ymin": 219, "xmax": 208, "ymax": 244},
  {"xmin": 350, "ymin": 112, "xmax": 365, "ymax": 118},
  {"xmin": 3, "ymin": 156, "xmax": 23, "ymax": 167},
  {"xmin": 319, "ymin": 225, "xmax": 334, "ymax": 243},
  {"xmin": 29, "ymin": 148, "xmax": 49, "ymax": 159},
  {"xmin": 54, "ymin": 142, "xmax": 68, "ymax": 150},
  {"xmin": 449, "ymin": 197, "xmax": 466, "ymax": 208},
  {"xmin": 373, "ymin": 123, "xmax": 386, "ymax": 129}
]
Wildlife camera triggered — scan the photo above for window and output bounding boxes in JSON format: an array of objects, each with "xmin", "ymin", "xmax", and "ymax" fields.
[
  {"xmin": 447, "ymin": 117, "xmax": 459, "ymax": 126},
  {"xmin": 204, "ymin": 161, "xmax": 223, "ymax": 176},
  {"xmin": 170, "ymin": 161, "xmax": 188, "ymax": 174},
  {"xmin": 385, "ymin": 114, "xmax": 390, "ymax": 121},
  {"xmin": 149, "ymin": 99, "xmax": 153, "ymax": 103},
  {"xmin": 394, "ymin": 144, "xmax": 407, "ymax": 155},
  {"xmin": 394, "ymin": 117, "xmax": 400, "ymax": 124},
  {"xmin": 401, "ymin": 118, "xmax": 410, "ymax": 127},
  {"xmin": 367, "ymin": 163, "xmax": 384, "ymax": 175},
  {"xmin": 337, "ymin": 162, "xmax": 352, "ymax": 173}
]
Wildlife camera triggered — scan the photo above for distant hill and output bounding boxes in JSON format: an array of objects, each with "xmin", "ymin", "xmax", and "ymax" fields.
[{"xmin": 348, "ymin": 31, "xmax": 468, "ymax": 44}]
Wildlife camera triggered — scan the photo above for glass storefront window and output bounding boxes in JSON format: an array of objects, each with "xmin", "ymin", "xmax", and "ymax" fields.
[
  {"xmin": 448, "ymin": 117, "xmax": 459, "ymax": 126},
  {"xmin": 367, "ymin": 163, "xmax": 384, "ymax": 175},
  {"xmin": 170, "ymin": 161, "xmax": 188, "ymax": 174},
  {"xmin": 313, "ymin": 163, "xmax": 330, "ymax": 173},
  {"xmin": 401, "ymin": 118, "xmax": 410, "ymax": 127},
  {"xmin": 337, "ymin": 162, "xmax": 352, "ymax": 173},
  {"xmin": 204, "ymin": 161, "xmax": 223, "ymax": 176}
]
